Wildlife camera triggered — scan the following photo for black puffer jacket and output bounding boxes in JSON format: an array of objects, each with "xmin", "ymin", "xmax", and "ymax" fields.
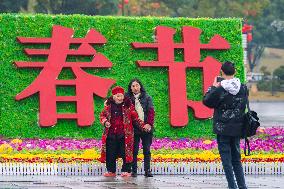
[{"xmin": 203, "ymin": 79, "xmax": 247, "ymax": 137}]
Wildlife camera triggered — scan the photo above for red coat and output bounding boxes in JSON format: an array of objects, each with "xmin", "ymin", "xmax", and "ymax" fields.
[{"xmin": 99, "ymin": 97, "xmax": 144, "ymax": 163}]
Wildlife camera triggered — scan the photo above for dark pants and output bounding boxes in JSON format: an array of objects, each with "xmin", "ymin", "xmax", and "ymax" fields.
[
  {"xmin": 132, "ymin": 133, "xmax": 153, "ymax": 173},
  {"xmin": 217, "ymin": 135, "xmax": 247, "ymax": 189},
  {"xmin": 106, "ymin": 135, "xmax": 131, "ymax": 173}
]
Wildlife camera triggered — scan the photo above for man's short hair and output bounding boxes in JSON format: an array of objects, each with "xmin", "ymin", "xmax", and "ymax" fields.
[{"xmin": 221, "ymin": 61, "xmax": 235, "ymax": 76}]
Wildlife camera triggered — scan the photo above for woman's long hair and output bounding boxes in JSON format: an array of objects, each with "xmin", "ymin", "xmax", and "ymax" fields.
[{"xmin": 127, "ymin": 78, "xmax": 146, "ymax": 96}]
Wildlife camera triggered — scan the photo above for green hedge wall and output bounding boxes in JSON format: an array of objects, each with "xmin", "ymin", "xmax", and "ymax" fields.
[{"xmin": 0, "ymin": 14, "xmax": 244, "ymax": 139}]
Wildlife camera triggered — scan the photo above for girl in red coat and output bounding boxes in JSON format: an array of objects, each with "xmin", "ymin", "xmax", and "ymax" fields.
[{"xmin": 100, "ymin": 86, "xmax": 151, "ymax": 177}]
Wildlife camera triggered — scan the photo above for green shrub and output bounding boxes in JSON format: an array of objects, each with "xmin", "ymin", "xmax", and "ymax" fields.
[{"xmin": 257, "ymin": 80, "xmax": 281, "ymax": 91}]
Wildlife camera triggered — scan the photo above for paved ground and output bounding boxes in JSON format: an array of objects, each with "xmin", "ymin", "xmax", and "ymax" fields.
[
  {"xmin": 0, "ymin": 175, "xmax": 283, "ymax": 189},
  {"xmin": 250, "ymin": 101, "xmax": 284, "ymax": 127}
]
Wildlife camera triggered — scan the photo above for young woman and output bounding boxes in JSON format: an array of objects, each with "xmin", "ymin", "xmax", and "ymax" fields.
[
  {"xmin": 125, "ymin": 79, "xmax": 155, "ymax": 177},
  {"xmin": 100, "ymin": 86, "xmax": 151, "ymax": 177}
]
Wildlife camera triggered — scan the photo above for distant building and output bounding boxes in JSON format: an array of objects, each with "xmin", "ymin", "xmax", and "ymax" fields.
[{"xmin": 247, "ymin": 72, "xmax": 264, "ymax": 82}]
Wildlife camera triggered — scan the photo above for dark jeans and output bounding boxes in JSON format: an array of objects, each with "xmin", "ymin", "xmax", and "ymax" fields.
[
  {"xmin": 106, "ymin": 135, "xmax": 131, "ymax": 173},
  {"xmin": 132, "ymin": 133, "xmax": 153, "ymax": 173},
  {"xmin": 217, "ymin": 135, "xmax": 247, "ymax": 189}
]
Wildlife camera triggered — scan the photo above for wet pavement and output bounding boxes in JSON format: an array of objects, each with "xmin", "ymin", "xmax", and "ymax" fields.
[
  {"xmin": 0, "ymin": 175, "xmax": 283, "ymax": 189},
  {"xmin": 250, "ymin": 101, "xmax": 284, "ymax": 127}
]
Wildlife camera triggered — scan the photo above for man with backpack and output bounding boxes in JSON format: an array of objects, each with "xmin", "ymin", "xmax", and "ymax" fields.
[{"xmin": 203, "ymin": 61, "xmax": 247, "ymax": 189}]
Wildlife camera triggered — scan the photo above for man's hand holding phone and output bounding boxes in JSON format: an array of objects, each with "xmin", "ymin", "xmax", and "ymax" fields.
[{"xmin": 213, "ymin": 76, "xmax": 223, "ymax": 87}]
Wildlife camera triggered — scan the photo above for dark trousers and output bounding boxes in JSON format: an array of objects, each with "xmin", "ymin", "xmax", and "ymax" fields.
[
  {"xmin": 132, "ymin": 133, "xmax": 153, "ymax": 173},
  {"xmin": 106, "ymin": 135, "xmax": 131, "ymax": 173},
  {"xmin": 217, "ymin": 135, "xmax": 247, "ymax": 189}
]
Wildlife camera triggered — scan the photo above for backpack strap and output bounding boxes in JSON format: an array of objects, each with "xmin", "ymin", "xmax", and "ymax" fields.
[
  {"xmin": 243, "ymin": 85, "xmax": 251, "ymax": 156},
  {"xmin": 244, "ymin": 138, "xmax": 251, "ymax": 156},
  {"xmin": 244, "ymin": 85, "xmax": 251, "ymax": 112}
]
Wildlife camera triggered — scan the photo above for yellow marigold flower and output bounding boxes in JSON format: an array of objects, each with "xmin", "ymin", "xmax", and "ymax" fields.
[
  {"xmin": 83, "ymin": 149, "xmax": 96, "ymax": 155},
  {"xmin": 0, "ymin": 143, "xmax": 13, "ymax": 154},
  {"xmin": 198, "ymin": 150, "xmax": 217, "ymax": 161},
  {"xmin": 10, "ymin": 139, "xmax": 23, "ymax": 144},
  {"xmin": 203, "ymin": 140, "xmax": 213, "ymax": 145},
  {"xmin": 138, "ymin": 154, "xmax": 144, "ymax": 159},
  {"xmin": 79, "ymin": 149, "xmax": 99, "ymax": 159}
]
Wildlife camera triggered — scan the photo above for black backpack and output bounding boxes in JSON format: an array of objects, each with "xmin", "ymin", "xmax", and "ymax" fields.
[{"xmin": 242, "ymin": 87, "xmax": 260, "ymax": 156}]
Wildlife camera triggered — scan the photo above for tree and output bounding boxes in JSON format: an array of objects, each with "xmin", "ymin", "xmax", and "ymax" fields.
[
  {"xmin": 0, "ymin": 0, "xmax": 28, "ymax": 13},
  {"xmin": 34, "ymin": 0, "xmax": 118, "ymax": 15},
  {"xmin": 158, "ymin": 0, "xmax": 270, "ymax": 72},
  {"xmin": 247, "ymin": 0, "xmax": 284, "ymax": 71},
  {"xmin": 274, "ymin": 66, "xmax": 284, "ymax": 80},
  {"xmin": 126, "ymin": 0, "xmax": 173, "ymax": 16},
  {"xmin": 157, "ymin": 0, "xmax": 268, "ymax": 18},
  {"xmin": 260, "ymin": 66, "xmax": 271, "ymax": 76},
  {"xmin": 0, "ymin": 0, "xmax": 119, "ymax": 15}
]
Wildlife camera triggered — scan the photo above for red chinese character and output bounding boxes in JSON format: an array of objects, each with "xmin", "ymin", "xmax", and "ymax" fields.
[
  {"xmin": 132, "ymin": 26, "xmax": 230, "ymax": 127},
  {"xmin": 15, "ymin": 25, "xmax": 115, "ymax": 127}
]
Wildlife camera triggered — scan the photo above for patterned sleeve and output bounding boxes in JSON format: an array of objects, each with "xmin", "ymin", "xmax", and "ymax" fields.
[{"xmin": 100, "ymin": 106, "xmax": 109, "ymax": 126}]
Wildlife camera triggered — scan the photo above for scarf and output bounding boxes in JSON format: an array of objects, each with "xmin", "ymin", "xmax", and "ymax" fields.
[{"xmin": 133, "ymin": 93, "xmax": 144, "ymax": 121}]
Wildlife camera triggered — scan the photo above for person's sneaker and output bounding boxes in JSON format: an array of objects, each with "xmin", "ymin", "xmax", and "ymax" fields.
[
  {"xmin": 131, "ymin": 172, "xmax": 137, "ymax": 177},
  {"xmin": 144, "ymin": 171, "xmax": 153, "ymax": 177},
  {"xmin": 103, "ymin": 172, "xmax": 116, "ymax": 177},
  {"xmin": 121, "ymin": 172, "xmax": 131, "ymax": 177}
]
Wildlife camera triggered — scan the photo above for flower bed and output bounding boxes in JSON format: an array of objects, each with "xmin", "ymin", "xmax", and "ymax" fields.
[{"xmin": 0, "ymin": 127, "xmax": 283, "ymax": 163}]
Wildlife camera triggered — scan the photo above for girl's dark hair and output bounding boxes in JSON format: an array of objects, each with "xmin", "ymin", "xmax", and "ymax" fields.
[{"xmin": 127, "ymin": 78, "xmax": 146, "ymax": 96}]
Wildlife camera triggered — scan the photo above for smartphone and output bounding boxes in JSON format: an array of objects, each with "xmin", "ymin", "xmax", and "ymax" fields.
[{"xmin": 217, "ymin": 76, "xmax": 224, "ymax": 82}]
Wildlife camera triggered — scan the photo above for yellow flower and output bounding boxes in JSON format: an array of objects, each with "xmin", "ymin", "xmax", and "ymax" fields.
[
  {"xmin": 10, "ymin": 139, "xmax": 23, "ymax": 145},
  {"xmin": 203, "ymin": 140, "xmax": 213, "ymax": 145},
  {"xmin": 0, "ymin": 143, "xmax": 13, "ymax": 154},
  {"xmin": 83, "ymin": 149, "xmax": 96, "ymax": 155},
  {"xmin": 138, "ymin": 154, "xmax": 144, "ymax": 159},
  {"xmin": 80, "ymin": 149, "xmax": 100, "ymax": 159}
]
